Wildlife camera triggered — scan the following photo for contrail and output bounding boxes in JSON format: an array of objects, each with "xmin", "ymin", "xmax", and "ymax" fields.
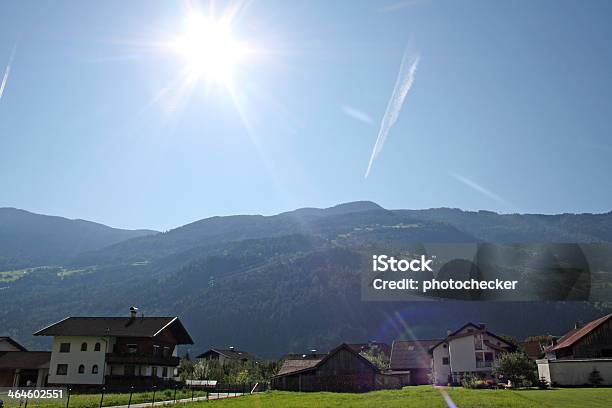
[
  {"xmin": 365, "ymin": 51, "xmax": 419, "ymax": 178},
  {"xmin": 450, "ymin": 172, "xmax": 510, "ymax": 206},
  {"xmin": 0, "ymin": 45, "xmax": 17, "ymax": 103},
  {"xmin": 342, "ymin": 105, "xmax": 374, "ymax": 125}
]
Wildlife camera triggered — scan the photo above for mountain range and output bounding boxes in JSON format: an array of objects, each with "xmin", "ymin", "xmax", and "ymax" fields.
[{"xmin": 1, "ymin": 202, "xmax": 610, "ymax": 358}]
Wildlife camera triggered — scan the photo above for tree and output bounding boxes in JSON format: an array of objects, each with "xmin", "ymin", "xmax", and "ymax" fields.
[
  {"xmin": 588, "ymin": 368, "xmax": 603, "ymax": 387},
  {"xmin": 178, "ymin": 357, "xmax": 195, "ymax": 382},
  {"xmin": 498, "ymin": 334, "xmax": 520, "ymax": 349},
  {"xmin": 492, "ymin": 352, "xmax": 537, "ymax": 387},
  {"xmin": 359, "ymin": 349, "xmax": 390, "ymax": 371}
]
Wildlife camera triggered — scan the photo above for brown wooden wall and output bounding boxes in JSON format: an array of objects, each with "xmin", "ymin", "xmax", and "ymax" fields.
[
  {"xmin": 570, "ymin": 319, "xmax": 612, "ymax": 359},
  {"xmin": 272, "ymin": 348, "xmax": 380, "ymax": 393}
]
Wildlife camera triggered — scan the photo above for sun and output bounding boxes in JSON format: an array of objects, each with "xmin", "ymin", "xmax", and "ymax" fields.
[{"xmin": 172, "ymin": 14, "xmax": 249, "ymax": 84}]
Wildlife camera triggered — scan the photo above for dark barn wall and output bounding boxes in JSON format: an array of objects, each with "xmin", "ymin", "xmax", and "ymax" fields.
[
  {"xmin": 272, "ymin": 348, "xmax": 379, "ymax": 393},
  {"xmin": 409, "ymin": 368, "xmax": 431, "ymax": 385},
  {"xmin": 572, "ymin": 320, "xmax": 612, "ymax": 358}
]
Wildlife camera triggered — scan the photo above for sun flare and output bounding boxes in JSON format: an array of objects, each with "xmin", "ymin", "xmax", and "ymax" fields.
[{"xmin": 173, "ymin": 14, "xmax": 249, "ymax": 84}]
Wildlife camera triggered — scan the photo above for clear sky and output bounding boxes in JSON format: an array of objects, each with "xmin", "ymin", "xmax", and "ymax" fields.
[{"xmin": 1, "ymin": 0, "xmax": 611, "ymax": 231}]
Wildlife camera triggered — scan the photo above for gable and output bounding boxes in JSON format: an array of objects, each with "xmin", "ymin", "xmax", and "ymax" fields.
[{"xmin": 0, "ymin": 337, "xmax": 27, "ymax": 352}]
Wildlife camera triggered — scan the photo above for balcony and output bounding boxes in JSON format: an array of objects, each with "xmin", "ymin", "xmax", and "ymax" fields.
[
  {"xmin": 105, "ymin": 352, "xmax": 180, "ymax": 366},
  {"xmin": 476, "ymin": 360, "xmax": 493, "ymax": 368}
]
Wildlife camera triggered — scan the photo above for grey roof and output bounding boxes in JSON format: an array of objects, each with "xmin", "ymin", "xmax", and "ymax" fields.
[
  {"xmin": 276, "ymin": 354, "xmax": 327, "ymax": 376},
  {"xmin": 197, "ymin": 348, "xmax": 257, "ymax": 361},
  {"xmin": 274, "ymin": 344, "xmax": 379, "ymax": 378},
  {"xmin": 390, "ymin": 339, "xmax": 442, "ymax": 370},
  {"xmin": 34, "ymin": 316, "xmax": 193, "ymax": 344},
  {"xmin": 0, "ymin": 352, "xmax": 50, "ymax": 369}
]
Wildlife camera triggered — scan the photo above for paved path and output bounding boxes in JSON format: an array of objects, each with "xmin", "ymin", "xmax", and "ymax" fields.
[{"xmin": 105, "ymin": 393, "xmax": 245, "ymax": 408}]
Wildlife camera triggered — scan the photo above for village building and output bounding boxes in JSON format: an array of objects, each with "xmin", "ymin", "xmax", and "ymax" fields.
[
  {"xmin": 430, "ymin": 323, "xmax": 514, "ymax": 385},
  {"xmin": 271, "ymin": 343, "xmax": 399, "ymax": 392},
  {"xmin": 33, "ymin": 307, "xmax": 193, "ymax": 386},
  {"xmin": 389, "ymin": 339, "xmax": 441, "ymax": 386},
  {"xmin": 196, "ymin": 347, "xmax": 257, "ymax": 364},
  {"xmin": 538, "ymin": 314, "xmax": 612, "ymax": 386},
  {"xmin": 520, "ymin": 339, "xmax": 547, "ymax": 360},
  {"xmin": 0, "ymin": 337, "xmax": 50, "ymax": 387}
]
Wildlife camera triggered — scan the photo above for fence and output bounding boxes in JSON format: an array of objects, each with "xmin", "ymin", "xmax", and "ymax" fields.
[{"xmin": 0, "ymin": 382, "xmax": 264, "ymax": 408}]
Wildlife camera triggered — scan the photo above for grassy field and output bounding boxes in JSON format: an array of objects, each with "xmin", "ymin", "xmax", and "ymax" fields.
[
  {"xmin": 0, "ymin": 388, "xmax": 208, "ymax": 408},
  {"xmin": 183, "ymin": 386, "xmax": 612, "ymax": 408}
]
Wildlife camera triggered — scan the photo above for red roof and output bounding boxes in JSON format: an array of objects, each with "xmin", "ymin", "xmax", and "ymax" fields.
[
  {"xmin": 553, "ymin": 314, "xmax": 612, "ymax": 351},
  {"xmin": 520, "ymin": 340, "xmax": 544, "ymax": 360}
]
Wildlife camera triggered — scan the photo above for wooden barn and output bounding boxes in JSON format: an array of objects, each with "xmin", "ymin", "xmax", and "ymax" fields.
[
  {"xmin": 271, "ymin": 343, "xmax": 398, "ymax": 393},
  {"xmin": 545, "ymin": 314, "xmax": 612, "ymax": 359}
]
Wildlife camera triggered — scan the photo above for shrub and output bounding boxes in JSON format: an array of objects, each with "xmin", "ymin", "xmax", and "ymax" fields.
[
  {"xmin": 492, "ymin": 351, "xmax": 537, "ymax": 388},
  {"xmin": 588, "ymin": 368, "xmax": 603, "ymax": 387}
]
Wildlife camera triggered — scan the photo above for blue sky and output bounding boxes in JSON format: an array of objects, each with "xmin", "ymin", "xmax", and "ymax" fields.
[{"xmin": 1, "ymin": 0, "xmax": 611, "ymax": 230}]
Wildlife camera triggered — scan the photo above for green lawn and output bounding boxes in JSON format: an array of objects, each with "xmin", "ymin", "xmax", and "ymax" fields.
[{"xmin": 184, "ymin": 386, "xmax": 612, "ymax": 408}]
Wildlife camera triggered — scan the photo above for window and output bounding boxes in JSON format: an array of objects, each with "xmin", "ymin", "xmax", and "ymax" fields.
[
  {"xmin": 78, "ymin": 364, "xmax": 85, "ymax": 374},
  {"xmin": 81, "ymin": 342, "xmax": 88, "ymax": 351},
  {"xmin": 56, "ymin": 364, "xmax": 68, "ymax": 375},
  {"xmin": 153, "ymin": 345, "xmax": 161, "ymax": 356},
  {"xmin": 127, "ymin": 344, "xmax": 138, "ymax": 354},
  {"xmin": 407, "ymin": 346, "xmax": 415, "ymax": 351},
  {"xmin": 442, "ymin": 357, "xmax": 449, "ymax": 365},
  {"xmin": 163, "ymin": 347, "xmax": 170, "ymax": 358},
  {"xmin": 92, "ymin": 365, "xmax": 99, "ymax": 374},
  {"xmin": 94, "ymin": 343, "xmax": 101, "ymax": 352},
  {"xmin": 476, "ymin": 352, "xmax": 494, "ymax": 368},
  {"xmin": 474, "ymin": 335, "xmax": 483, "ymax": 350},
  {"xmin": 162, "ymin": 367, "xmax": 168, "ymax": 377},
  {"xmin": 59, "ymin": 343, "xmax": 71, "ymax": 353},
  {"xmin": 152, "ymin": 367, "xmax": 158, "ymax": 377}
]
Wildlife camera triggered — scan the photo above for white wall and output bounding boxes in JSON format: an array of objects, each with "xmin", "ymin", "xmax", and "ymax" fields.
[
  {"xmin": 432, "ymin": 343, "xmax": 451, "ymax": 385},
  {"xmin": 537, "ymin": 359, "xmax": 612, "ymax": 386},
  {"xmin": 47, "ymin": 336, "xmax": 110, "ymax": 385},
  {"xmin": 449, "ymin": 336, "xmax": 476, "ymax": 372}
]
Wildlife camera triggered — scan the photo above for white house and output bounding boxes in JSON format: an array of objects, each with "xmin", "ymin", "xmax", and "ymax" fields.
[
  {"xmin": 430, "ymin": 323, "xmax": 514, "ymax": 385},
  {"xmin": 33, "ymin": 308, "xmax": 193, "ymax": 386},
  {"xmin": 196, "ymin": 346, "xmax": 257, "ymax": 364}
]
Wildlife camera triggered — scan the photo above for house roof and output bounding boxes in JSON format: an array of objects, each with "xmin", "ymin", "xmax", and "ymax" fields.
[
  {"xmin": 346, "ymin": 342, "xmax": 391, "ymax": 357},
  {"xmin": 390, "ymin": 339, "xmax": 442, "ymax": 370},
  {"xmin": 552, "ymin": 314, "xmax": 612, "ymax": 351},
  {"xmin": 34, "ymin": 316, "xmax": 194, "ymax": 344},
  {"xmin": 273, "ymin": 343, "xmax": 380, "ymax": 378},
  {"xmin": 276, "ymin": 354, "xmax": 327, "ymax": 376},
  {"xmin": 0, "ymin": 336, "xmax": 28, "ymax": 351},
  {"xmin": 197, "ymin": 348, "xmax": 257, "ymax": 361},
  {"xmin": 429, "ymin": 322, "xmax": 513, "ymax": 352},
  {"xmin": 0, "ymin": 352, "xmax": 51, "ymax": 370},
  {"xmin": 520, "ymin": 340, "xmax": 545, "ymax": 360}
]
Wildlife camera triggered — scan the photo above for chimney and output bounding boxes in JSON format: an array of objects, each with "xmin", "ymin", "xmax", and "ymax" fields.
[
  {"xmin": 229, "ymin": 346, "xmax": 235, "ymax": 351},
  {"xmin": 479, "ymin": 323, "xmax": 486, "ymax": 330},
  {"xmin": 310, "ymin": 349, "xmax": 317, "ymax": 354},
  {"xmin": 574, "ymin": 321, "xmax": 583, "ymax": 330},
  {"xmin": 129, "ymin": 306, "xmax": 138, "ymax": 320},
  {"xmin": 447, "ymin": 330, "xmax": 452, "ymax": 336}
]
